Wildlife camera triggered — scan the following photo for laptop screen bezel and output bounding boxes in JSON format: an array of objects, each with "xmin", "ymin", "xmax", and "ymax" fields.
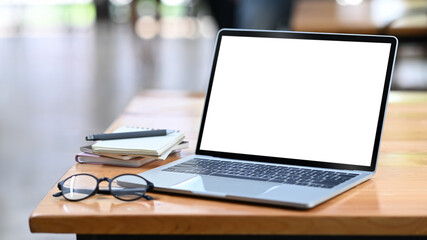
[{"xmin": 196, "ymin": 29, "xmax": 398, "ymax": 172}]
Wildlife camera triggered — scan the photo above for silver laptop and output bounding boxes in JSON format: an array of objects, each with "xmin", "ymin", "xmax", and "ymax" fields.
[{"xmin": 139, "ymin": 29, "xmax": 398, "ymax": 209}]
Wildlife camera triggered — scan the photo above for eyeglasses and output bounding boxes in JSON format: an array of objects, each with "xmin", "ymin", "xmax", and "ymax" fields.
[{"xmin": 53, "ymin": 173, "xmax": 154, "ymax": 201}]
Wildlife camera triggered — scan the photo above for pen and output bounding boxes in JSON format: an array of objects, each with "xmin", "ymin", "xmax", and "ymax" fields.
[{"xmin": 85, "ymin": 129, "xmax": 174, "ymax": 141}]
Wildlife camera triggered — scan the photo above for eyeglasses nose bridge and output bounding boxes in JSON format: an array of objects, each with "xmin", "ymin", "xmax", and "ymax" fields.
[{"xmin": 99, "ymin": 177, "xmax": 111, "ymax": 183}]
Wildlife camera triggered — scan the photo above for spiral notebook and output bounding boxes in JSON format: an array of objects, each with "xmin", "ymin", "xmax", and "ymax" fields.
[{"xmin": 92, "ymin": 126, "xmax": 185, "ymax": 156}]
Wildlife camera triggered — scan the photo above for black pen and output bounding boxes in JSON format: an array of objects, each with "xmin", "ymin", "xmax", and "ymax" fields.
[{"xmin": 85, "ymin": 129, "xmax": 174, "ymax": 141}]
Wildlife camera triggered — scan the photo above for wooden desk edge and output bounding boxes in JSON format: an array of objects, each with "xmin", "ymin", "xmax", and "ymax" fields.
[{"xmin": 29, "ymin": 212, "xmax": 427, "ymax": 235}]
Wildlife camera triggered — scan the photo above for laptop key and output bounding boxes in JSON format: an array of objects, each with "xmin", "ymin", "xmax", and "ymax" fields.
[{"xmin": 210, "ymin": 172, "xmax": 269, "ymax": 182}]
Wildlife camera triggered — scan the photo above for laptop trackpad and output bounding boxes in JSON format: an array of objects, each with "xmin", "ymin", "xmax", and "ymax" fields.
[{"xmin": 171, "ymin": 175, "xmax": 279, "ymax": 196}]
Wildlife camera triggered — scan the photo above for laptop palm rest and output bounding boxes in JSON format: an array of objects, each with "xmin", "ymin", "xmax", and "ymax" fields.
[
  {"xmin": 168, "ymin": 174, "xmax": 330, "ymax": 202},
  {"xmin": 168, "ymin": 174, "xmax": 331, "ymax": 207},
  {"xmin": 172, "ymin": 175, "xmax": 280, "ymax": 196}
]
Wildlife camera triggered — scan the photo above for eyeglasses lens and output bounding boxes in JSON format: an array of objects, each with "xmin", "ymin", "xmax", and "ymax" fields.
[
  {"xmin": 62, "ymin": 175, "xmax": 98, "ymax": 201},
  {"xmin": 110, "ymin": 175, "xmax": 148, "ymax": 201}
]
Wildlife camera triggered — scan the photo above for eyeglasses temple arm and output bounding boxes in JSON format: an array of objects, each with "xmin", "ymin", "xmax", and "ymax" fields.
[
  {"xmin": 55, "ymin": 188, "xmax": 98, "ymax": 196},
  {"xmin": 143, "ymin": 194, "xmax": 154, "ymax": 200},
  {"xmin": 53, "ymin": 182, "xmax": 65, "ymax": 197},
  {"xmin": 52, "ymin": 192, "xmax": 62, "ymax": 197},
  {"xmin": 146, "ymin": 180, "xmax": 155, "ymax": 191},
  {"xmin": 97, "ymin": 189, "xmax": 111, "ymax": 195}
]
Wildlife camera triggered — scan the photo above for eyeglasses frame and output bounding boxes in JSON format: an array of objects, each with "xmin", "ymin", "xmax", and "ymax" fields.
[{"xmin": 53, "ymin": 173, "xmax": 155, "ymax": 201}]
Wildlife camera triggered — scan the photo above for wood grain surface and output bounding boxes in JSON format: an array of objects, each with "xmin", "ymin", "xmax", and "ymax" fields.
[{"xmin": 29, "ymin": 91, "xmax": 427, "ymax": 235}]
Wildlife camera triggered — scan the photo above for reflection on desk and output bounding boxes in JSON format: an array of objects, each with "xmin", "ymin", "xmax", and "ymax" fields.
[{"xmin": 59, "ymin": 199, "xmax": 155, "ymax": 214}]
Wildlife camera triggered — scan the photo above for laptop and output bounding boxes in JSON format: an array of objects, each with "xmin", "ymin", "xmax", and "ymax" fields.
[{"xmin": 138, "ymin": 29, "xmax": 398, "ymax": 209}]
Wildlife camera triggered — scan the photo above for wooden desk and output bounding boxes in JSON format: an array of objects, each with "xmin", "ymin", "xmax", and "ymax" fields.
[{"xmin": 30, "ymin": 91, "xmax": 427, "ymax": 238}]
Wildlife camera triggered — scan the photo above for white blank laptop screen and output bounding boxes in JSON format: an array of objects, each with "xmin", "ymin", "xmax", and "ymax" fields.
[{"xmin": 200, "ymin": 36, "xmax": 391, "ymax": 167}]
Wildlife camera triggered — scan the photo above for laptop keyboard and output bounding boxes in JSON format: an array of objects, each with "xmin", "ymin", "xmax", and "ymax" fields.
[{"xmin": 163, "ymin": 158, "xmax": 359, "ymax": 189}]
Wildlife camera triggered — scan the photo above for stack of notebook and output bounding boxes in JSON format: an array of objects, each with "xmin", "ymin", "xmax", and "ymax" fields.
[{"xmin": 75, "ymin": 126, "xmax": 188, "ymax": 167}]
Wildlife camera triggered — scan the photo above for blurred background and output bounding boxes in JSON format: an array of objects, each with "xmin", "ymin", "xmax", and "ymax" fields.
[{"xmin": 0, "ymin": 0, "xmax": 426, "ymax": 239}]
